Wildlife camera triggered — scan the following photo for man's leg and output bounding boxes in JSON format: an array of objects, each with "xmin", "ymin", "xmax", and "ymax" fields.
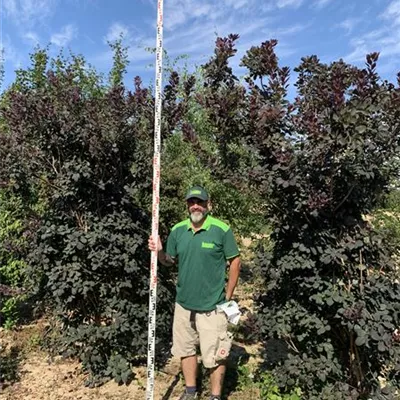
[
  {"xmin": 181, "ymin": 354, "xmax": 198, "ymax": 387},
  {"xmin": 210, "ymin": 364, "xmax": 226, "ymax": 397},
  {"xmin": 171, "ymin": 304, "xmax": 199, "ymax": 397},
  {"xmin": 197, "ymin": 310, "xmax": 232, "ymax": 399}
]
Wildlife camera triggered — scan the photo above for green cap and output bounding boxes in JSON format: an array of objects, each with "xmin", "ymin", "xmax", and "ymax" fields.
[{"xmin": 185, "ymin": 186, "xmax": 209, "ymax": 201}]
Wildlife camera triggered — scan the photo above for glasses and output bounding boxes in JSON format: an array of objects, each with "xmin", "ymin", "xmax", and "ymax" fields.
[{"xmin": 187, "ymin": 198, "xmax": 207, "ymax": 206}]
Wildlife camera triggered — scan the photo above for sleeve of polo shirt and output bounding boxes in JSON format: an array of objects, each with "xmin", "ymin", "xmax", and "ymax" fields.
[
  {"xmin": 165, "ymin": 229, "xmax": 177, "ymax": 258},
  {"xmin": 223, "ymin": 228, "xmax": 240, "ymax": 259}
]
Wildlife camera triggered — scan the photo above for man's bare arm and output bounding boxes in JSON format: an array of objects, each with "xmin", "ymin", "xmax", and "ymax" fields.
[
  {"xmin": 225, "ymin": 256, "xmax": 241, "ymax": 300},
  {"xmin": 148, "ymin": 236, "xmax": 176, "ymax": 266},
  {"xmin": 158, "ymin": 249, "xmax": 176, "ymax": 267}
]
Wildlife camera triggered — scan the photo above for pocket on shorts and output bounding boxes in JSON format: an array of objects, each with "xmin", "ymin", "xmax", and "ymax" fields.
[{"xmin": 214, "ymin": 332, "xmax": 233, "ymax": 362}]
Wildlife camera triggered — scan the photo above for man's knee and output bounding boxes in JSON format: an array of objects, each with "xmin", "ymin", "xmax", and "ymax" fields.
[
  {"xmin": 198, "ymin": 311, "xmax": 232, "ymax": 368},
  {"xmin": 172, "ymin": 303, "xmax": 199, "ymax": 358}
]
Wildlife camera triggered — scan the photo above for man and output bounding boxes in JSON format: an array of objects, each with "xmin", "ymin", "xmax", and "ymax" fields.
[{"xmin": 148, "ymin": 185, "xmax": 241, "ymax": 400}]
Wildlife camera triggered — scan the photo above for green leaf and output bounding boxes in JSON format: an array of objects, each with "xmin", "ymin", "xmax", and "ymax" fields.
[
  {"xmin": 355, "ymin": 335, "xmax": 366, "ymax": 346},
  {"xmin": 356, "ymin": 125, "xmax": 367, "ymax": 134},
  {"xmin": 370, "ymin": 330, "xmax": 380, "ymax": 341},
  {"xmin": 378, "ymin": 341, "xmax": 386, "ymax": 352}
]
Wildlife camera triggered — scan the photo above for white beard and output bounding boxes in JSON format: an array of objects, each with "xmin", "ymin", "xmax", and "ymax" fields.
[{"xmin": 190, "ymin": 211, "xmax": 205, "ymax": 224}]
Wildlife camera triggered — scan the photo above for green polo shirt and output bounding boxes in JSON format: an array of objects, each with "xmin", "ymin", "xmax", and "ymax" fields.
[{"xmin": 166, "ymin": 215, "xmax": 240, "ymax": 311}]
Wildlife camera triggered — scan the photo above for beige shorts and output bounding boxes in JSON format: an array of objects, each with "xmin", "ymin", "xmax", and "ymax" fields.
[{"xmin": 171, "ymin": 303, "xmax": 232, "ymax": 368}]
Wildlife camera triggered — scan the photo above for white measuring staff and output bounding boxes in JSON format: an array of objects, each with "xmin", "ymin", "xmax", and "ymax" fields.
[{"xmin": 146, "ymin": 0, "xmax": 164, "ymax": 398}]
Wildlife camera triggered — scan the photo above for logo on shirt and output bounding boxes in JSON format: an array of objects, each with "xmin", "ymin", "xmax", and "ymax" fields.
[{"xmin": 202, "ymin": 242, "xmax": 215, "ymax": 249}]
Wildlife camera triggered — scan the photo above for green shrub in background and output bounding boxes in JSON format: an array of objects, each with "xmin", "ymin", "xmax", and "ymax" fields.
[
  {"xmin": 374, "ymin": 188, "xmax": 400, "ymax": 265},
  {"xmin": 383, "ymin": 189, "xmax": 400, "ymax": 213},
  {"xmin": 0, "ymin": 345, "xmax": 22, "ymax": 385},
  {"xmin": 1, "ymin": 295, "xmax": 23, "ymax": 330},
  {"xmin": 237, "ymin": 362, "xmax": 302, "ymax": 400},
  {"xmin": 0, "ymin": 190, "xmax": 27, "ymax": 287},
  {"xmin": 0, "ymin": 190, "xmax": 29, "ymax": 329},
  {"xmin": 160, "ymin": 132, "xmax": 266, "ymax": 237},
  {"xmin": 373, "ymin": 210, "xmax": 400, "ymax": 259}
]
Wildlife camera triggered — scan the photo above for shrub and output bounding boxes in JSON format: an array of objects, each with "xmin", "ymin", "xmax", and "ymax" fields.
[
  {"xmin": 236, "ymin": 362, "xmax": 302, "ymax": 400},
  {"xmin": 382, "ymin": 188, "xmax": 400, "ymax": 213},
  {"xmin": 199, "ymin": 36, "xmax": 400, "ymax": 398},
  {"xmin": 249, "ymin": 47, "xmax": 400, "ymax": 399},
  {"xmin": 0, "ymin": 190, "xmax": 34, "ymax": 328},
  {"xmin": 0, "ymin": 46, "xmax": 176, "ymax": 383}
]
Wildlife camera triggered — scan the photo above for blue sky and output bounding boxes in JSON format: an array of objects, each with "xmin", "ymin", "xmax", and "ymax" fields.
[{"xmin": 1, "ymin": 0, "xmax": 400, "ymax": 92}]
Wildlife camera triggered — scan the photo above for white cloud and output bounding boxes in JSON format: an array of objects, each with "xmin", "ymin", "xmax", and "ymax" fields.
[
  {"xmin": 345, "ymin": 1, "xmax": 400, "ymax": 64},
  {"xmin": 261, "ymin": 2, "xmax": 276, "ymax": 13},
  {"xmin": 3, "ymin": 0, "xmax": 18, "ymax": 16},
  {"xmin": 344, "ymin": 43, "xmax": 369, "ymax": 63},
  {"xmin": 314, "ymin": 0, "xmax": 332, "ymax": 8},
  {"xmin": 275, "ymin": 23, "xmax": 307, "ymax": 36},
  {"xmin": 137, "ymin": 0, "xmax": 156, "ymax": 6},
  {"xmin": 0, "ymin": 35, "xmax": 23, "ymax": 68},
  {"xmin": 23, "ymin": 32, "xmax": 41, "ymax": 45},
  {"xmin": 345, "ymin": 30, "xmax": 400, "ymax": 65},
  {"xmin": 163, "ymin": 0, "xmax": 261, "ymax": 31},
  {"xmin": 4, "ymin": 0, "xmax": 57, "ymax": 27},
  {"xmin": 92, "ymin": 31, "xmax": 155, "ymax": 71},
  {"xmin": 102, "ymin": 23, "xmax": 156, "ymax": 63},
  {"xmin": 165, "ymin": 0, "xmax": 212, "ymax": 31},
  {"xmin": 381, "ymin": 0, "xmax": 400, "ymax": 25},
  {"xmin": 276, "ymin": 0, "xmax": 303, "ymax": 9},
  {"xmin": 50, "ymin": 24, "xmax": 78, "ymax": 47},
  {"xmin": 337, "ymin": 18, "xmax": 361, "ymax": 35},
  {"xmin": 127, "ymin": 37, "xmax": 156, "ymax": 63},
  {"xmin": 224, "ymin": 0, "xmax": 248, "ymax": 10},
  {"xmin": 104, "ymin": 22, "xmax": 131, "ymax": 44}
]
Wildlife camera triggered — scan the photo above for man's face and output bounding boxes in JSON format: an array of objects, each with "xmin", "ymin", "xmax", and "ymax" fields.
[{"xmin": 187, "ymin": 198, "xmax": 208, "ymax": 223}]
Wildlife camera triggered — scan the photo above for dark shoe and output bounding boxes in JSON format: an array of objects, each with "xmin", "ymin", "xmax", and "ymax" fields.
[{"xmin": 179, "ymin": 391, "xmax": 198, "ymax": 400}]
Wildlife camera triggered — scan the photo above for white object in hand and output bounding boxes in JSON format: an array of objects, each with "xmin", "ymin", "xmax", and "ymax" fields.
[{"xmin": 217, "ymin": 300, "xmax": 241, "ymax": 325}]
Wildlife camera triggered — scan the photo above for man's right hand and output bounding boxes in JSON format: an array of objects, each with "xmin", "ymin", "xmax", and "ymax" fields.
[
  {"xmin": 148, "ymin": 236, "xmax": 176, "ymax": 266},
  {"xmin": 148, "ymin": 235, "xmax": 162, "ymax": 252}
]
